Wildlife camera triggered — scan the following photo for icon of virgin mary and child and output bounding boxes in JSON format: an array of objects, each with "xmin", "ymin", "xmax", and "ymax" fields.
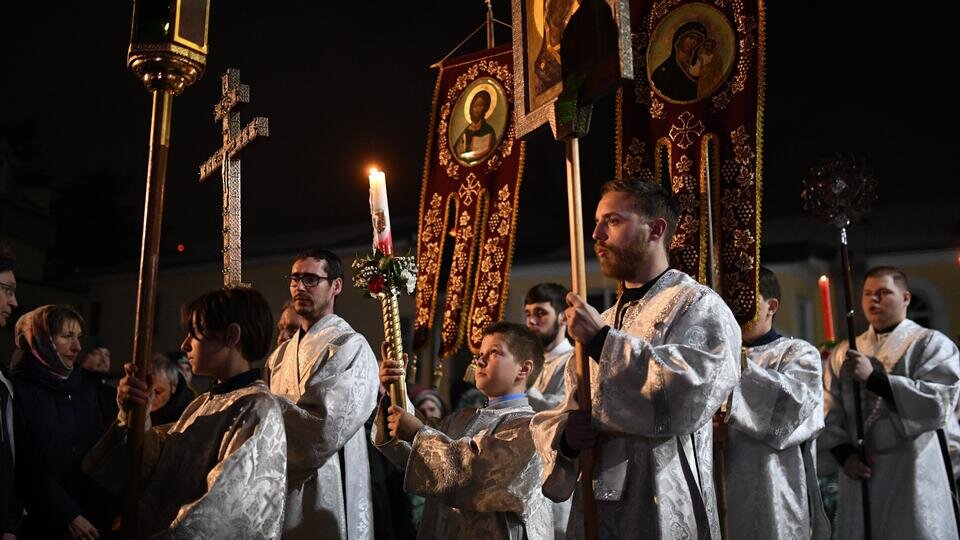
[{"xmin": 650, "ymin": 21, "xmax": 725, "ymax": 102}]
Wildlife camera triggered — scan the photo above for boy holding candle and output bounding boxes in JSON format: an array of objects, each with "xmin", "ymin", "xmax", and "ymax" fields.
[
  {"xmin": 373, "ymin": 321, "xmax": 552, "ymax": 539},
  {"xmin": 715, "ymin": 267, "xmax": 830, "ymax": 539}
]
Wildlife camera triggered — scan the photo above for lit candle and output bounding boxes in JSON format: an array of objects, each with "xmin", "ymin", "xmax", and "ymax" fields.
[
  {"xmin": 818, "ymin": 275, "xmax": 835, "ymax": 342},
  {"xmin": 368, "ymin": 168, "xmax": 393, "ymax": 256}
]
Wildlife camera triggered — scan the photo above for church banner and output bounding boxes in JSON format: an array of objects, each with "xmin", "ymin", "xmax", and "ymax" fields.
[
  {"xmin": 618, "ymin": 0, "xmax": 765, "ymax": 324},
  {"xmin": 414, "ymin": 45, "xmax": 525, "ymax": 357}
]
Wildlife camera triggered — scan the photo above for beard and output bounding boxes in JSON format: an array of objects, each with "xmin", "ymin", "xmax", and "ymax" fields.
[
  {"xmin": 534, "ymin": 318, "xmax": 562, "ymax": 347},
  {"xmin": 293, "ymin": 295, "xmax": 324, "ymax": 320},
  {"xmin": 596, "ymin": 235, "xmax": 647, "ymax": 281}
]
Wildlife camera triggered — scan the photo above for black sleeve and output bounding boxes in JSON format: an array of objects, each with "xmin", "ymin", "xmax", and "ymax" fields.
[
  {"xmin": 559, "ymin": 430, "xmax": 581, "ymax": 459},
  {"xmin": 830, "ymin": 443, "xmax": 859, "ymax": 466},
  {"xmin": 865, "ymin": 369, "xmax": 897, "ymax": 410},
  {"xmin": 586, "ymin": 326, "xmax": 611, "ymax": 363}
]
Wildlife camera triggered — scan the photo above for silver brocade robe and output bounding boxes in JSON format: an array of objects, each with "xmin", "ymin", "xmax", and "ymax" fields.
[
  {"xmin": 821, "ymin": 319, "xmax": 960, "ymax": 539},
  {"xmin": 373, "ymin": 396, "xmax": 553, "ymax": 539},
  {"xmin": 723, "ymin": 336, "xmax": 830, "ymax": 540},
  {"xmin": 83, "ymin": 381, "xmax": 288, "ymax": 539},
  {"xmin": 266, "ymin": 314, "xmax": 379, "ymax": 540},
  {"xmin": 530, "ymin": 269, "xmax": 740, "ymax": 539},
  {"xmin": 528, "ymin": 340, "xmax": 573, "ymax": 413},
  {"xmin": 527, "ymin": 340, "xmax": 574, "ymax": 539}
]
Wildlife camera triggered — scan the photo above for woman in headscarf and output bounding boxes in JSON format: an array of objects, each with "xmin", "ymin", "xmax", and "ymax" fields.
[{"xmin": 10, "ymin": 305, "xmax": 110, "ymax": 539}]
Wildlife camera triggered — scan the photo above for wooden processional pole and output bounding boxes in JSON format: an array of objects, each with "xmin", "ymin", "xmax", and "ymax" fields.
[
  {"xmin": 123, "ymin": 1, "xmax": 209, "ymax": 537},
  {"xmin": 564, "ymin": 137, "xmax": 598, "ymax": 540}
]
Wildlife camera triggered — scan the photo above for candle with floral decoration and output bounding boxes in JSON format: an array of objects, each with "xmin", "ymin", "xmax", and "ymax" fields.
[
  {"xmin": 368, "ymin": 168, "xmax": 393, "ymax": 256},
  {"xmin": 818, "ymin": 275, "xmax": 836, "ymax": 342}
]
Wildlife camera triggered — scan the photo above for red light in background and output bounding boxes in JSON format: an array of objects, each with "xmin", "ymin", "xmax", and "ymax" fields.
[{"xmin": 177, "ymin": 244, "xmax": 185, "ymax": 253}]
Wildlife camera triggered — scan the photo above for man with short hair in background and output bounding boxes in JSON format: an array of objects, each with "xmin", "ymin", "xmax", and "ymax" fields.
[
  {"xmin": 718, "ymin": 267, "xmax": 829, "ymax": 539},
  {"xmin": 524, "ymin": 282, "xmax": 573, "ymax": 414},
  {"xmin": 822, "ymin": 265, "xmax": 960, "ymax": 538}
]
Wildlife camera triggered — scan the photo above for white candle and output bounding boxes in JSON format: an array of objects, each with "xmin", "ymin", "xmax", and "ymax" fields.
[{"xmin": 368, "ymin": 168, "xmax": 393, "ymax": 255}]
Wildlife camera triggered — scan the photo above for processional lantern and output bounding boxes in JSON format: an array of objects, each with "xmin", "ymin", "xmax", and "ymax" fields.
[
  {"xmin": 128, "ymin": 0, "xmax": 209, "ymax": 94},
  {"xmin": 801, "ymin": 154, "xmax": 877, "ymax": 539},
  {"xmin": 801, "ymin": 155, "xmax": 877, "ymax": 230},
  {"xmin": 122, "ymin": 1, "xmax": 209, "ymax": 537}
]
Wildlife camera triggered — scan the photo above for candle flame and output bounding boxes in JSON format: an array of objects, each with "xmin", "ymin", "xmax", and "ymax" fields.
[
  {"xmin": 819, "ymin": 275, "xmax": 829, "ymax": 283},
  {"xmin": 369, "ymin": 167, "xmax": 380, "ymax": 176}
]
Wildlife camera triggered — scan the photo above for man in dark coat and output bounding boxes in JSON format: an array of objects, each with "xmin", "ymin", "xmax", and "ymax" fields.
[{"xmin": 0, "ymin": 245, "xmax": 21, "ymax": 540}]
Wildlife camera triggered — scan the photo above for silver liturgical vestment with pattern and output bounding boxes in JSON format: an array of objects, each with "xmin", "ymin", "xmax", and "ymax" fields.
[
  {"xmin": 266, "ymin": 314, "xmax": 379, "ymax": 540},
  {"xmin": 530, "ymin": 269, "xmax": 740, "ymax": 539},
  {"xmin": 373, "ymin": 396, "xmax": 553, "ymax": 539},
  {"xmin": 84, "ymin": 380, "xmax": 288, "ymax": 539},
  {"xmin": 822, "ymin": 319, "xmax": 960, "ymax": 539},
  {"xmin": 723, "ymin": 336, "xmax": 830, "ymax": 540}
]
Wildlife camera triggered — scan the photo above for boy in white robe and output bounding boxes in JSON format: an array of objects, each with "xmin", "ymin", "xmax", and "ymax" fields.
[
  {"xmin": 84, "ymin": 287, "xmax": 288, "ymax": 539},
  {"xmin": 373, "ymin": 322, "xmax": 552, "ymax": 539}
]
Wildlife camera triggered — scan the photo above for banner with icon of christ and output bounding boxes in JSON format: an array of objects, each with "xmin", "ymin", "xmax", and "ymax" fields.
[{"xmin": 414, "ymin": 44, "xmax": 525, "ymax": 358}]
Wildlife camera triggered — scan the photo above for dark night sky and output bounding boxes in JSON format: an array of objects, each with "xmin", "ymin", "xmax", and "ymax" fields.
[{"xmin": 1, "ymin": 2, "xmax": 955, "ymax": 275}]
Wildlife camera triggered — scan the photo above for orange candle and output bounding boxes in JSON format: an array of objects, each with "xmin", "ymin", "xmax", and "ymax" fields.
[{"xmin": 818, "ymin": 275, "xmax": 836, "ymax": 342}]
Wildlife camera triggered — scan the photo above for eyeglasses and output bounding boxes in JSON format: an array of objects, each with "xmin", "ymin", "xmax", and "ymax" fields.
[
  {"xmin": 287, "ymin": 273, "xmax": 338, "ymax": 288},
  {"xmin": 0, "ymin": 282, "xmax": 16, "ymax": 299}
]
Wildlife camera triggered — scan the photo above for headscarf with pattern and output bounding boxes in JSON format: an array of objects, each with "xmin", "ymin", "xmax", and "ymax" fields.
[{"xmin": 15, "ymin": 305, "xmax": 75, "ymax": 377}]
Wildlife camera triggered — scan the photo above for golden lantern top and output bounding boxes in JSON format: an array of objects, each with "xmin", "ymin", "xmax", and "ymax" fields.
[{"xmin": 127, "ymin": 0, "xmax": 210, "ymax": 94}]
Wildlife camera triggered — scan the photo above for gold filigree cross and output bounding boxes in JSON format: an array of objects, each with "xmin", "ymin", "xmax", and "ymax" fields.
[{"xmin": 198, "ymin": 69, "xmax": 269, "ymax": 288}]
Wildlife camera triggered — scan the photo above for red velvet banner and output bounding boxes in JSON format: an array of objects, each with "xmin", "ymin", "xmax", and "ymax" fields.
[
  {"xmin": 414, "ymin": 45, "xmax": 525, "ymax": 357},
  {"xmin": 618, "ymin": 0, "xmax": 764, "ymax": 324}
]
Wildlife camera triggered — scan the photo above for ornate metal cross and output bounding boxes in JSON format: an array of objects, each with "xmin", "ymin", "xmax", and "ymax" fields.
[{"xmin": 199, "ymin": 68, "xmax": 269, "ymax": 288}]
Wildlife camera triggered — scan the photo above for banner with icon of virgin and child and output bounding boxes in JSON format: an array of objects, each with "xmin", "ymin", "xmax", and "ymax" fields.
[
  {"xmin": 414, "ymin": 44, "xmax": 525, "ymax": 359},
  {"xmin": 618, "ymin": 0, "xmax": 765, "ymax": 324}
]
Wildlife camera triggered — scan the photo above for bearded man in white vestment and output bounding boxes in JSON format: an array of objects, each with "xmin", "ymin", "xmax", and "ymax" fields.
[
  {"xmin": 531, "ymin": 179, "xmax": 740, "ymax": 539},
  {"xmin": 524, "ymin": 282, "xmax": 575, "ymax": 539},
  {"xmin": 265, "ymin": 249, "xmax": 379, "ymax": 540},
  {"xmin": 822, "ymin": 265, "xmax": 960, "ymax": 539},
  {"xmin": 718, "ymin": 267, "xmax": 830, "ymax": 539},
  {"xmin": 525, "ymin": 282, "xmax": 574, "ymax": 414}
]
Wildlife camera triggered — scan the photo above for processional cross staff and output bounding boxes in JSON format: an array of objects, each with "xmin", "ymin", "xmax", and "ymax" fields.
[
  {"xmin": 123, "ymin": 1, "xmax": 209, "ymax": 537},
  {"xmin": 198, "ymin": 68, "xmax": 269, "ymax": 288},
  {"xmin": 801, "ymin": 155, "xmax": 878, "ymax": 539}
]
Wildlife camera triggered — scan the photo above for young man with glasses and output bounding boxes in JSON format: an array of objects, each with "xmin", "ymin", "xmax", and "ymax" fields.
[
  {"xmin": 265, "ymin": 248, "xmax": 379, "ymax": 539},
  {"xmin": 0, "ymin": 246, "xmax": 19, "ymax": 540}
]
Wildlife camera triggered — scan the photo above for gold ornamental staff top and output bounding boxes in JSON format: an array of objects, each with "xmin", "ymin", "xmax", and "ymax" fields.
[{"xmin": 352, "ymin": 251, "xmax": 418, "ymax": 413}]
